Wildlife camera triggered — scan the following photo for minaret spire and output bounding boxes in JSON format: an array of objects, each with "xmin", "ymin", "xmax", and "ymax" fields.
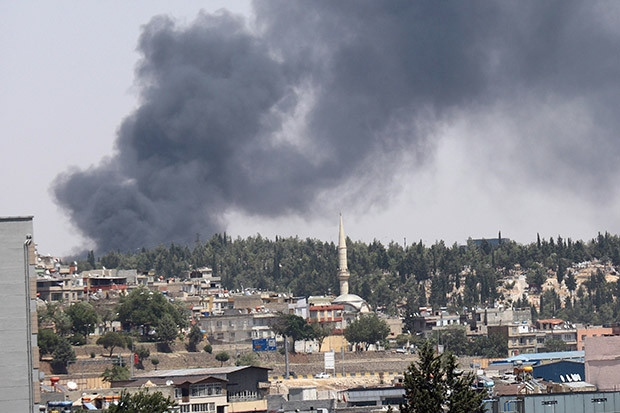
[{"xmin": 338, "ymin": 214, "xmax": 350, "ymax": 296}]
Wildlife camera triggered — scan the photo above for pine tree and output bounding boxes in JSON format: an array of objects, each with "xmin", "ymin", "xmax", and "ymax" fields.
[{"xmin": 400, "ymin": 342, "xmax": 485, "ymax": 413}]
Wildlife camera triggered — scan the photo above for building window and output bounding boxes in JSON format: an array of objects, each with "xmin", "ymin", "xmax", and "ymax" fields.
[
  {"xmin": 191, "ymin": 403, "xmax": 215, "ymax": 412},
  {"xmin": 190, "ymin": 383, "xmax": 222, "ymax": 397}
]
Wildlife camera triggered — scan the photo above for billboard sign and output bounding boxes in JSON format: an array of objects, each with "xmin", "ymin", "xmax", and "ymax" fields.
[
  {"xmin": 253, "ymin": 338, "xmax": 277, "ymax": 352},
  {"xmin": 325, "ymin": 350, "xmax": 335, "ymax": 370}
]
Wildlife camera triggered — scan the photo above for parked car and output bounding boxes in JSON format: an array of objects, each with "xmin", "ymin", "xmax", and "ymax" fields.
[{"xmin": 314, "ymin": 372, "xmax": 331, "ymax": 379}]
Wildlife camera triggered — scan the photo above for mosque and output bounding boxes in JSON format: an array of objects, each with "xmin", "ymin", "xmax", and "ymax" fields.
[{"xmin": 332, "ymin": 215, "xmax": 371, "ymax": 314}]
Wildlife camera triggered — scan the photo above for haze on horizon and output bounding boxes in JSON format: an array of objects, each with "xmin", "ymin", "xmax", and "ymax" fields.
[{"xmin": 3, "ymin": 1, "xmax": 620, "ymax": 256}]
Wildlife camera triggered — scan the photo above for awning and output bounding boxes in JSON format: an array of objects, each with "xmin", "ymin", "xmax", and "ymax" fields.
[{"xmin": 83, "ymin": 402, "xmax": 97, "ymax": 410}]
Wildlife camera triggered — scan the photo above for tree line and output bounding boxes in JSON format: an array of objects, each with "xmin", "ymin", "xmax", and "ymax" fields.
[{"xmin": 76, "ymin": 232, "xmax": 620, "ymax": 321}]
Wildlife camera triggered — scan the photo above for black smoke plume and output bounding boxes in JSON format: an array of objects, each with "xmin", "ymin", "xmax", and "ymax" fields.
[{"xmin": 53, "ymin": 1, "xmax": 620, "ymax": 252}]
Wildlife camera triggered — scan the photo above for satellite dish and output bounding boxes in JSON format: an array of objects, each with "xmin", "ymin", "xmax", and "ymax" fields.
[
  {"xmin": 67, "ymin": 381, "xmax": 78, "ymax": 390},
  {"xmin": 166, "ymin": 380, "xmax": 174, "ymax": 386}
]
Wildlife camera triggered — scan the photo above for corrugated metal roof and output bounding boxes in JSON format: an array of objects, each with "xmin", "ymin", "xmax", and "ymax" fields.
[
  {"xmin": 492, "ymin": 351, "xmax": 584, "ymax": 365},
  {"xmin": 133, "ymin": 365, "xmax": 270, "ymax": 378}
]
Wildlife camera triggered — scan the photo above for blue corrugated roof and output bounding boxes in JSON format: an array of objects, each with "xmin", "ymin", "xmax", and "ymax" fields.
[{"xmin": 491, "ymin": 351, "xmax": 584, "ymax": 365}]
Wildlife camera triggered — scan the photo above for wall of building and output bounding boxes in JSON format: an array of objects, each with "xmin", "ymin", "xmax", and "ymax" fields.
[
  {"xmin": 585, "ymin": 336, "xmax": 620, "ymax": 391},
  {"xmin": 577, "ymin": 327, "xmax": 614, "ymax": 351},
  {"xmin": 0, "ymin": 217, "xmax": 39, "ymax": 412}
]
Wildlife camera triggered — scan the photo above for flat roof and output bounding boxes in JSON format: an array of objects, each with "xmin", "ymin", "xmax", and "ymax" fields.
[
  {"xmin": 133, "ymin": 365, "xmax": 270, "ymax": 378},
  {"xmin": 492, "ymin": 351, "xmax": 584, "ymax": 365},
  {"xmin": 0, "ymin": 216, "xmax": 33, "ymax": 221}
]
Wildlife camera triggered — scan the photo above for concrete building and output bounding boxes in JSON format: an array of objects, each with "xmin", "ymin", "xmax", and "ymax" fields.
[
  {"xmin": 199, "ymin": 311, "xmax": 278, "ymax": 344},
  {"xmin": 0, "ymin": 216, "xmax": 40, "ymax": 412},
  {"xmin": 577, "ymin": 326, "xmax": 615, "ymax": 351},
  {"xmin": 125, "ymin": 366, "xmax": 271, "ymax": 413},
  {"xmin": 489, "ymin": 323, "xmax": 541, "ymax": 356},
  {"xmin": 473, "ymin": 307, "xmax": 531, "ymax": 326},
  {"xmin": 585, "ymin": 335, "xmax": 620, "ymax": 391}
]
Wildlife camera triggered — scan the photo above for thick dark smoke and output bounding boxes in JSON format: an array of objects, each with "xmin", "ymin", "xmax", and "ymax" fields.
[{"xmin": 53, "ymin": 1, "xmax": 620, "ymax": 252}]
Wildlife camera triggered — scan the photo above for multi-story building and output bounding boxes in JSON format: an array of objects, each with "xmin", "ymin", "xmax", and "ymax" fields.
[
  {"xmin": 473, "ymin": 307, "xmax": 531, "ymax": 327},
  {"xmin": 0, "ymin": 216, "xmax": 40, "ymax": 412},
  {"xmin": 308, "ymin": 304, "xmax": 345, "ymax": 334},
  {"xmin": 488, "ymin": 324, "xmax": 540, "ymax": 356},
  {"xmin": 536, "ymin": 319, "xmax": 578, "ymax": 350},
  {"xmin": 37, "ymin": 274, "xmax": 85, "ymax": 302},
  {"xmin": 82, "ymin": 269, "xmax": 130, "ymax": 297},
  {"xmin": 121, "ymin": 366, "xmax": 271, "ymax": 413},
  {"xmin": 576, "ymin": 326, "xmax": 616, "ymax": 351},
  {"xmin": 199, "ymin": 311, "xmax": 278, "ymax": 343}
]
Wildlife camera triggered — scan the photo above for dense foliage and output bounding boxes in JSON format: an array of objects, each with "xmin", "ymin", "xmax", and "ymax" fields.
[
  {"xmin": 401, "ymin": 342, "xmax": 485, "ymax": 413},
  {"xmin": 429, "ymin": 327, "xmax": 508, "ymax": 358},
  {"xmin": 64, "ymin": 301, "xmax": 99, "ymax": 337},
  {"xmin": 101, "ymin": 365, "xmax": 130, "ymax": 383},
  {"xmin": 344, "ymin": 313, "xmax": 391, "ymax": 350},
  {"xmin": 97, "ymin": 332, "xmax": 127, "ymax": 357},
  {"xmin": 116, "ymin": 288, "xmax": 187, "ymax": 334},
  {"xmin": 78, "ymin": 232, "xmax": 620, "ymax": 323},
  {"xmin": 107, "ymin": 390, "xmax": 176, "ymax": 413}
]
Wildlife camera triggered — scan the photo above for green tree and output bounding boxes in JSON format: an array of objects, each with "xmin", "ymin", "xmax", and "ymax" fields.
[
  {"xmin": 156, "ymin": 314, "xmax": 179, "ymax": 351},
  {"xmin": 108, "ymin": 390, "xmax": 176, "ymax": 413},
  {"xmin": 432, "ymin": 327, "xmax": 468, "ymax": 356},
  {"xmin": 65, "ymin": 301, "xmax": 99, "ymax": 337},
  {"xmin": 310, "ymin": 322, "xmax": 332, "ymax": 352},
  {"xmin": 101, "ymin": 365, "xmax": 130, "ymax": 383},
  {"xmin": 526, "ymin": 266, "xmax": 547, "ymax": 290},
  {"xmin": 468, "ymin": 333, "xmax": 507, "ymax": 358},
  {"xmin": 271, "ymin": 313, "xmax": 315, "ymax": 353},
  {"xmin": 187, "ymin": 324, "xmax": 203, "ymax": 352},
  {"xmin": 236, "ymin": 352, "xmax": 260, "ymax": 366},
  {"xmin": 565, "ymin": 271, "xmax": 577, "ymax": 295},
  {"xmin": 215, "ymin": 351, "xmax": 230, "ymax": 366},
  {"xmin": 38, "ymin": 328, "xmax": 60, "ymax": 359},
  {"xmin": 97, "ymin": 332, "xmax": 127, "ymax": 357},
  {"xmin": 135, "ymin": 346, "xmax": 150, "ymax": 369},
  {"xmin": 116, "ymin": 287, "xmax": 186, "ymax": 335},
  {"xmin": 396, "ymin": 333, "xmax": 413, "ymax": 348},
  {"xmin": 51, "ymin": 338, "xmax": 76, "ymax": 374},
  {"xmin": 542, "ymin": 337, "xmax": 569, "ymax": 352},
  {"xmin": 344, "ymin": 313, "xmax": 390, "ymax": 351},
  {"xmin": 400, "ymin": 342, "xmax": 484, "ymax": 413},
  {"xmin": 204, "ymin": 344, "xmax": 213, "ymax": 354}
]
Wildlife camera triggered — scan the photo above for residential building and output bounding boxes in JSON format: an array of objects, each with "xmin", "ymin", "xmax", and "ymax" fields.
[
  {"xmin": 308, "ymin": 304, "xmax": 345, "ymax": 334},
  {"xmin": 0, "ymin": 216, "xmax": 40, "ymax": 412},
  {"xmin": 199, "ymin": 311, "xmax": 278, "ymax": 343},
  {"xmin": 577, "ymin": 326, "xmax": 615, "ymax": 351},
  {"xmin": 536, "ymin": 319, "xmax": 578, "ymax": 350},
  {"xmin": 488, "ymin": 324, "xmax": 540, "ymax": 356},
  {"xmin": 473, "ymin": 307, "xmax": 531, "ymax": 326},
  {"xmin": 36, "ymin": 274, "xmax": 84, "ymax": 302},
  {"xmin": 125, "ymin": 366, "xmax": 271, "ymax": 413}
]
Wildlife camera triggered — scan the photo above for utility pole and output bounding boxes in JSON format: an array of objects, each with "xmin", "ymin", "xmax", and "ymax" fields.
[{"xmin": 284, "ymin": 337, "xmax": 290, "ymax": 379}]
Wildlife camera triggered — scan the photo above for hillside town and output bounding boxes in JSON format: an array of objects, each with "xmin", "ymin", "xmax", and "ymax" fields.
[{"xmin": 5, "ymin": 216, "xmax": 620, "ymax": 412}]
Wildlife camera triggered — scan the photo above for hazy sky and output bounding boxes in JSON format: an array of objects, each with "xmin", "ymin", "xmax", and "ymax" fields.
[{"xmin": 3, "ymin": 1, "xmax": 620, "ymax": 256}]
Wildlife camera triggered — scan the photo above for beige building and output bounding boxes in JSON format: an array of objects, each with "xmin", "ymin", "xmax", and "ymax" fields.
[{"xmin": 585, "ymin": 335, "xmax": 620, "ymax": 391}]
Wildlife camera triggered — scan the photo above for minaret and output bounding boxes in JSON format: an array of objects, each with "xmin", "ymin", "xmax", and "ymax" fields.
[{"xmin": 338, "ymin": 214, "xmax": 350, "ymax": 296}]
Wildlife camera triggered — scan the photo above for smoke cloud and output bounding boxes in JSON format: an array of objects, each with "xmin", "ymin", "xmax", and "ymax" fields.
[{"xmin": 53, "ymin": 1, "xmax": 620, "ymax": 252}]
